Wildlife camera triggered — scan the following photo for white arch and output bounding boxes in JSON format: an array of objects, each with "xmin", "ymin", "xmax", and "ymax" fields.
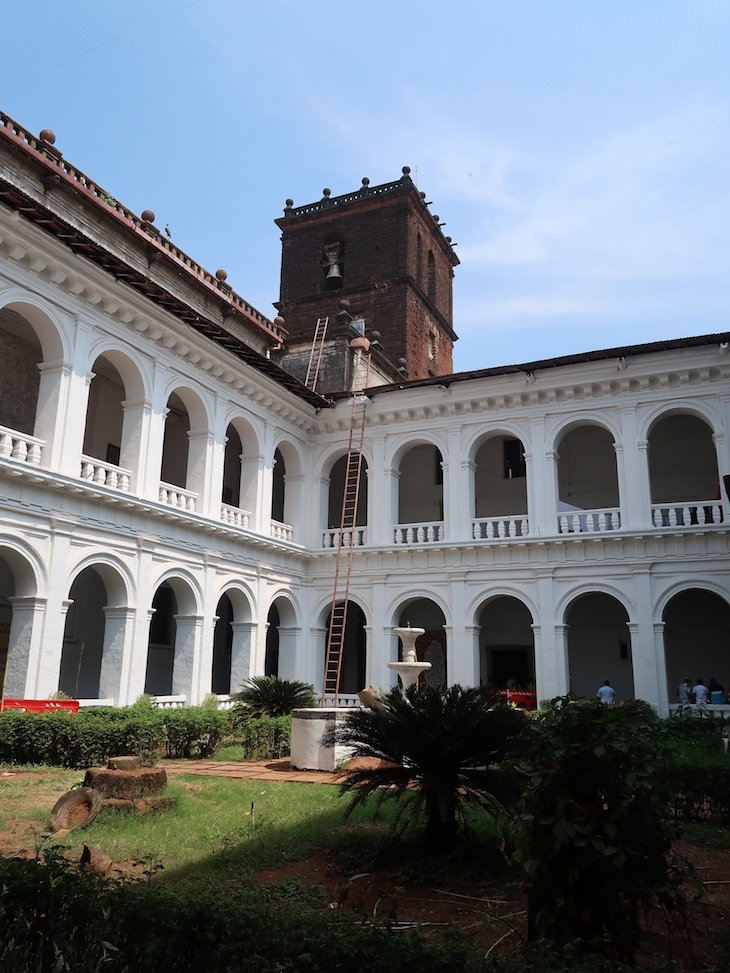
[
  {"xmin": 213, "ymin": 581, "xmax": 255, "ymax": 622},
  {"xmin": 654, "ymin": 577, "xmax": 730, "ymax": 623},
  {"xmin": 640, "ymin": 399, "xmax": 721, "ymax": 441},
  {"xmin": 546, "ymin": 410, "xmax": 621, "ymax": 452},
  {"xmin": 314, "ymin": 593, "xmax": 371, "ymax": 629},
  {"xmin": 386, "ymin": 589, "xmax": 451, "ymax": 628},
  {"xmin": 148, "ymin": 568, "xmax": 203, "ymax": 615},
  {"xmin": 557, "ymin": 583, "xmax": 635, "ymax": 624},
  {"xmin": 315, "ymin": 441, "xmax": 374, "ymax": 479},
  {"xmin": 463, "ymin": 421, "xmax": 531, "ymax": 463},
  {"xmin": 266, "ymin": 588, "xmax": 302, "ymax": 627},
  {"xmin": 0, "ymin": 537, "xmax": 46, "ymax": 598},
  {"xmin": 271, "ymin": 436, "xmax": 305, "ymax": 475},
  {"xmin": 161, "ymin": 382, "xmax": 213, "ymax": 433},
  {"xmin": 469, "ymin": 587, "xmax": 538, "ymax": 626},
  {"xmin": 222, "ymin": 406, "xmax": 264, "ymax": 450},
  {"xmin": 65, "ymin": 553, "xmax": 135, "ymax": 608},
  {"xmin": 85, "ymin": 340, "xmax": 151, "ymax": 402},
  {"xmin": 385, "ymin": 431, "xmax": 448, "ymax": 469},
  {"xmin": 0, "ymin": 291, "xmax": 69, "ymax": 361}
]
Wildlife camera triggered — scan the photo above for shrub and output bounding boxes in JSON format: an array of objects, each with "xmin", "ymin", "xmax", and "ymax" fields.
[
  {"xmin": 0, "ymin": 856, "xmax": 485, "ymax": 973},
  {"xmin": 0, "ymin": 707, "xmax": 229, "ymax": 767},
  {"xmin": 335, "ymin": 683, "xmax": 527, "ymax": 850},
  {"xmin": 236, "ymin": 714, "xmax": 291, "ymax": 759},
  {"xmin": 513, "ymin": 697, "xmax": 687, "ymax": 964},
  {"xmin": 161, "ymin": 709, "xmax": 228, "ymax": 759},
  {"xmin": 232, "ymin": 675, "xmax": 316, "ymax": 717}
]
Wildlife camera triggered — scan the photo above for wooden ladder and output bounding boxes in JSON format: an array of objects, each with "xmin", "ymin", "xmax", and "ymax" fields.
[
  {"xmin": 304, "ymin": 316, "xmax": 329, "ymax": 391},
  {"xmin": 321, "ymin": 348, "xmax": 371, "ymax": 705}
]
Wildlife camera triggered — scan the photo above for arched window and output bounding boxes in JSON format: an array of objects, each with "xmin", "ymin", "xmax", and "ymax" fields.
[
  {"xmin": 322, "ymin": 241, "xmax": 344, "ymax": 292},
  {"xmin": 427, "ymin": 250, "xmax": 436, "ymax": 303}
]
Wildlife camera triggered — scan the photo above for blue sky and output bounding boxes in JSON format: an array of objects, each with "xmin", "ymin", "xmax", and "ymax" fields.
[{"xmin": 4, "ymin": 0, "xmax": 729, "ymax": 370}]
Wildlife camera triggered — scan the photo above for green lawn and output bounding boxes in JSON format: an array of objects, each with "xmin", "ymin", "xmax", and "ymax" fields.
[{"xmin": 0, "ymin": 765, "xmax": 395, "ymax": 890}]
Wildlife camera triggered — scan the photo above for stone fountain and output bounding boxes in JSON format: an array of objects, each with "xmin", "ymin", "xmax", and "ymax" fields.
[{"xmin": 388, "ymin": 624, "xmax": 431, "ymax": 690}]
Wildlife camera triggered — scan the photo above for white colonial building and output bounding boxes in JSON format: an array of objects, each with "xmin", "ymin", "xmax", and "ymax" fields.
[{"xmin": 1, "ymin": 113, "xmax": 729, "ymax": 715}]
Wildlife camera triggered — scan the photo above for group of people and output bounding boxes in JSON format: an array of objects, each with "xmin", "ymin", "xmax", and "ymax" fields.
[{"xmin": 678, "ymin": 676, "xmax": 727, "ymax": 705}]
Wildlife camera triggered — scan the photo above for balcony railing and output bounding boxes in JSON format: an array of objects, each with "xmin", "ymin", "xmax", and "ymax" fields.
[
  {"xmin": 220, "ymin": 503, "xmax": 251, "ymax": 529},
  {"xmin": 0, "ymin": 425, "xmax": 43, "ymax": 466},
  {"xmin": 158, "ymin": 482, "xmax": 197, "ymax": 512},
  {"xmin": 473, "ymin": 515, "xmax": 528, "ymax": 540},
  {"xmin": 153, "ymin": 695, "xmax": 186, "ymax": 709},
  {"xmin": 652, "ymin": 501, "xmax": 723, "ymax": 529},
  {"xmin": 558, "ymin": 508, "xmax": 621, "ymax": 534},
  {"xmin": 393, "ymin": 521, "xmax": 444, "ymax": 544},
  {"xmin": 322, "ymin": 527, "xmax": 367, "ymax": 548},
  {"xmin": 270, "ymin": 519, "xmax": 294, "ymax": 542},
  {"xmin": 81, "ymin": 455, "xmax": 131, "ymax": 491},
  {"xmin": 319, "ymin": 694, "xmax": 362, "ymax": 708}
]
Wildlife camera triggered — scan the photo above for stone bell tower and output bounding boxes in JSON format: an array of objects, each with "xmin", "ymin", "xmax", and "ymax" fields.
[{"xmin": 274, "ymin": 167, "xmax": 459, "ymax": 393}]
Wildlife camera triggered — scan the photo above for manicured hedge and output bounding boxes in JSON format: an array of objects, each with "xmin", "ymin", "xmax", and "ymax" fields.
[
  {"xmin": 0, "ymin": 707, "xmax": 228, "ymax": 767},
  {"xmin": 236, "ymin": 714, "xmax": 291, "ymax": 759}
]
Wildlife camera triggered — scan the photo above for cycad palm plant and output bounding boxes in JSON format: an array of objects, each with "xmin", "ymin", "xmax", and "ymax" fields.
[
  {"xmin": 232, "ymin": 675, "xmax": 316, "ymax": 718},
  {"xmin": 336, "ymin": 683, "xmax": 526, "ymax": 849}
]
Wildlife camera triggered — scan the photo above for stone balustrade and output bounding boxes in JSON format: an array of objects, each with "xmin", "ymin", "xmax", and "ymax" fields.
[
  {"xmin": 270, "ymin": 519, "xmax": 294, "ymax": 542},
  {"xmin": 652, "ymin": 501, "xmax": 723, "ymax": 529},
  {"xmin": 152, "ymin": 695, "xmax": 187, "ymax": 709},
  {"xmin": 393, "ymin": 521, "xmax": 444, "ymax": 544},
  {"xmin": 0, "ymin": 424, "xmax": 44, "ymax": 466},
  {"xmin": 321, "ymin": 527, "xmax": 367, "ymax": 548},
  {"xmin": 220, "ymin": 503, "xmax": 251, "ymax": 529},
  {"xmin": 80, "ymin": 455, "xmax": 131, "ymax": 491},
  {"xmin": 472, "ymin": 515, "xmax": 529, "ymax": 540},
  {"xmin": 558, "ymin": 508, "xmax": 621, "ymax": 534},
  {"xmin": 158, "ymin": 482, "xmax": 197, "ymax": 512}
]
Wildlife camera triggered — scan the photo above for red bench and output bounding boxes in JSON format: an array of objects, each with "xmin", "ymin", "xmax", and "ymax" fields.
[{"xmin": 0, "ymin": 698, "xmax": 79, "ymax": 714}]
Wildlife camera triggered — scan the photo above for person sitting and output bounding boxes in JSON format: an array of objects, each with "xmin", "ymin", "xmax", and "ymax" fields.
[
  {"xmin": 692, "ymin": 679, "xmax": 709, "ymax": 705},
  {"xmin": 597, "ymin": 680, "xmax": 616, "ymax": 704}
]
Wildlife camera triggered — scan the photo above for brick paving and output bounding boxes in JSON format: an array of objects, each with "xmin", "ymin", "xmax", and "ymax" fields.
[{"xmin": 160, "ymin": 757, "xmax": 345, "ymax": 785}]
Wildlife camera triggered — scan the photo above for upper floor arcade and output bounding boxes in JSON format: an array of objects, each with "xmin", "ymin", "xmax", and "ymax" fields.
[{"xmin": 1, "ymin": 286, "xmax": 729, "ymax": 557}]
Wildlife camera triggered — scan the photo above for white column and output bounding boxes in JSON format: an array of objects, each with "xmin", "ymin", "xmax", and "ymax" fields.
[
  {"xmin": 207, "ymin": 434, "xmax": 227, "ymax": 522},
  {"xmin": 120, "ymin": 397, "xmax": 152, "ymax": 493},
  {"xmin": 283, "ymin": 473, "xmax": 305, "ymax": 541},
  {"xmin": 442, "ymin": 427, "xmax": 466, "ymax": 541},
  {"xmin": 197, "ymin": 615, "xmax": 219, "ymax": 699},
  {"xmin": 652, "ymin": 622, "xmax": 670, "ymax": 717},
  {"xmin": 34, "ymin": 359, "xmax": 73, "ymax": 471},
  {"xmin": 530, "ymin": 623, "xmax": 543, "ymax": 700},
  {"xmin": 368, "ymin": 437, "xmax": 388, "ymax": 545},
  {"xmin": 384, "ymin": 467, "xmax": 400, "ymax": 542},
  {"xmin": 172, "ymin": 613, "xmax": 204, "ymax": 702},
  {"xmin": 125, "ymin": 608, "xmax": 156, "ymax": 703},
  {"xmin": 627, "ymin": 571, "xmax": 662, "ymax": 708},
  {"xmin": 618, "ymin": 408, "xmax": 650, "ymax": 528},
  {"xmin": 462, "ymin": 459, "xmax": 477, "ymax": 536},
  {"xmin": 316, "ymin": 473, "xmax": 330, "ymax": 548},
  {"xmin": 527, "ymin": 417, "xmax": 558, "ymax": 535},
  {"xmin": 712, "ymin": 432, "xmax": 730, "ymax": 520},
  {"xmin": 2, "ymin": 596, "xmax": 47, "ymax": 698},
  {"xmin": 241, "ymin": 451, "xmax": 264, "ymax": 530},
  {"xmin": 99, "ymin": 607, "xmax": 136, "ymax": 703},
  {"xmin": 277, "ymin": 625, "xmax": 300, "ymax": 680},
  {"xmin": 553, "ymin": 623, "xmax": 571, "ymax": 698},
  {"xmin": 464, "ymin": 624, "xmax": 481, "ymax": 686},
  {"xmin": 33, "ymin": 597, "xmax": 74, "ymax": 697},
  {"xmin": 309, "ymin": 625, "xmax": 327, "ymax": 692},
  {"xmin": 187, "ymin": 429, "xmax": 214, "ymax": 512},
  {"xmin": 230, "ymin": 621, "xmax": 256, "ymax": 692}
]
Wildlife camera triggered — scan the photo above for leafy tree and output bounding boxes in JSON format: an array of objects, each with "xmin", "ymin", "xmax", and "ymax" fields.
[
  {"xmin": 232, "ymin": 675, "xmax": 316, "ymax": 718},
  {"xmin": 335, "ymin": 684, "xmax": 526, "ymax": 850},
  {"xmin": 513, "ymin": 697, "xmax": 688, "ymax": 964}
]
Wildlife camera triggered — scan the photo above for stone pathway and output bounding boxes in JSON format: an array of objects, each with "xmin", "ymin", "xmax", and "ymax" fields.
[{"xmin": 160, "ymin": 757, "xmax": 345, "ymax": 785}]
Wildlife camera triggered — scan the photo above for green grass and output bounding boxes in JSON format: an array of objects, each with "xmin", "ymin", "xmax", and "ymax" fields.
[
  {"xmin": 680, "ymin": 821, "xmax": 730, "ymax": 850},
  {"xmin": 208, "ymin": 743, "xmax": 249, "ymax": 761}
]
